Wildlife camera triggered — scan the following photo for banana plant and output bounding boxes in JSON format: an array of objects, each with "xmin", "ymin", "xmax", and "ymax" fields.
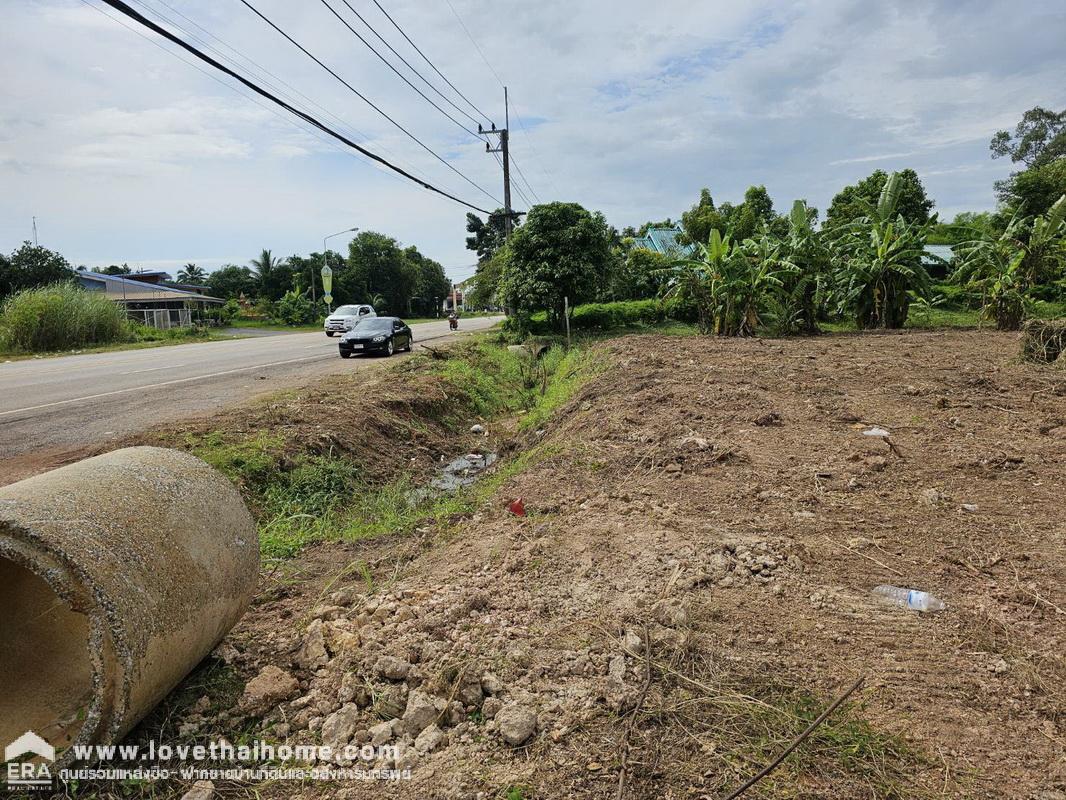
[
  {"xmin": 952, "ymin": 193, "xmax": 1065, "ymax": 329},
  {"xmin": 829, "ymin": 172, "xmax": 933, "ymax": 329},
  {"xmin": 662, "ymin": 228, "xmax": 791, "ymax": 336}
]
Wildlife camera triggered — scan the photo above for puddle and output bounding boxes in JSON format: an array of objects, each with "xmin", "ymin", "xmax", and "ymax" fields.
[{"xmin": 407, "ymin": 452, "xmax": 498, "ymax": 506}]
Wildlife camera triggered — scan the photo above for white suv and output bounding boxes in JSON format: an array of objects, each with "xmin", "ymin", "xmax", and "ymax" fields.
[{"xmin": 324, "ymin": 304, "xmax": 376, "ymax": 336}]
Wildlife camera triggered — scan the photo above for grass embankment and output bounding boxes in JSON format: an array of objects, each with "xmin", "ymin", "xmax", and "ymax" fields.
[{"xmin": 162, "ymin": 339, "xmax": 605, "ymax": 561}]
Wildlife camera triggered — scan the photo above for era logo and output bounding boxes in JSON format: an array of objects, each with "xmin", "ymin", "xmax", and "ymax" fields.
[{"xmin": 4, "ymin": 731, "xmax": 54, "ymax": 789}]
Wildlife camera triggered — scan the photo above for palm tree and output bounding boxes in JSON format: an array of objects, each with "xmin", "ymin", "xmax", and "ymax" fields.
[
  {"xmin": 249, "ymin": 249, "xmax": 289, "ymax": 299},
  {"xmin": 177, "ymin": 263, "xmax": 206, "ymax": 284}
]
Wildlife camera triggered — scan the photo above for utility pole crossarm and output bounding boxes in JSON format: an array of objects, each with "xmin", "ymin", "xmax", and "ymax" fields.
[{"xmin": 479, "ymin": 87, "xmax": 517, "ymax": 238}]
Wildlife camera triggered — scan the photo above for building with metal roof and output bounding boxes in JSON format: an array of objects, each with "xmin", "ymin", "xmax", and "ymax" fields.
[
  {"xmin": 75, "ymin": 270, "xmax": 224, "ymax": 328},
  {"xmin": 630, "ymin": 225, "xmax": 694, "ymax": 257}
]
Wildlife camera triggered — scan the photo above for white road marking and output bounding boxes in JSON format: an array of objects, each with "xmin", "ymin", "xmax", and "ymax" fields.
[
  {"xmin": 0, "ymin": 353, "xmax": 332, "ymax": 417},
  {"xmin": 0, "ymin": 319, "xmax": 498, "ymax": 418},
  {"xmin": 120, "ymin": 364, "xmax": 185, "ymax": 375}
]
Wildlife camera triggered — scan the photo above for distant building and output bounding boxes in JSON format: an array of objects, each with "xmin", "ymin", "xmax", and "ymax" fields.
[
  {"xmin": 76, "ymin": 270, "xmax": 224, "ymax": 328},
  {"xmin": 630, "ymin": 225, "xmax": 694, "ymax": 257}
]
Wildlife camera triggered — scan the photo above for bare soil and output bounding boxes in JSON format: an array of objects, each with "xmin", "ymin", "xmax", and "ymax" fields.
[{"xmin": 85, "ymin": 331, "xmax": 1066, "ymax": 797}]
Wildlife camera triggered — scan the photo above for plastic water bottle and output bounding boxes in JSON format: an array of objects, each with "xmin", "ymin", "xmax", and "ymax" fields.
[{"xmin": 872, "ymin": 585, "xmax": 945, "ymax": 612}]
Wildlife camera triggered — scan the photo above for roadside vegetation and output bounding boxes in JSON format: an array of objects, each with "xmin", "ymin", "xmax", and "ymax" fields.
[
  {"xmin": 459, "ymin": 106, "xmax": 1065, "ymax": 341},
  {"xmin": 0, "ymin": 283, "xmax": 230, "ymax": 356},
  {"xmin": 145, "ymin": 339, "xmax": 604, "ymax": 561}
]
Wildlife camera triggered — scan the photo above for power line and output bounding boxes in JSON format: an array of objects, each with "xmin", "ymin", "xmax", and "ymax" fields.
[
  {"xmin": 142, "ymin": 0, "xmax": 439, "ymax": 186},
  {"xmin": 96, "ymin": 0, "xmax": 495, "ymax": 214},
  {"xmin": 331, "ymin": 0, "xmax": 483, "ymax": 130},
  {"xmin": 371, "ymin": 0, "xmax": 495, "ymax": 127},
  {"xmin": 315, "ymin": 0, "xmax": 481, "ymax": 139},
  {"xmin": 444, "ymin": 0, "xmax": 505, "ymax": 88},
  {"xmin": 236, "ymin": 0, "xmax": 501, "ymax": 206},
  {"xmin": 440, "ymin": 2, "xmax": 552, "ymax": 200}
]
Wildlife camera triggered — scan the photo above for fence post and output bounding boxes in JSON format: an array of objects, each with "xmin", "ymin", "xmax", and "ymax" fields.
[{"xmin": 564, "ymin": 296, "xmax": 571, "ymax": 348}]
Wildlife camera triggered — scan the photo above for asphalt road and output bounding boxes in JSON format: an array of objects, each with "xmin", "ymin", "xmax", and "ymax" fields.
[{"xmin": 0, "ymin": 316, "xmax": 502, "ymax": 477}]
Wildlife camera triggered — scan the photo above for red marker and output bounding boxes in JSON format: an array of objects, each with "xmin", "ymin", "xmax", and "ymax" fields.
[{"xmin": 507, "ymin": 498, "xmax": 525, "ymax": 516}]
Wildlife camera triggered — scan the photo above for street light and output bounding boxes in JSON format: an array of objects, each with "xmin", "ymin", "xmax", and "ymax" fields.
[{"xmin": 317, "ymin": 227, "xmax": 359, "ymax": 310}]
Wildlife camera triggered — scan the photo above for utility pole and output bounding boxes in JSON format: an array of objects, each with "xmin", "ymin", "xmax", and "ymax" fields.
[
  {"xmin": 480, "ymin": 87, "xmax": 516, "ymax": 238},
  {"xmin": 32, "ymin": 216, "xmax": 38, "ymax": 246}
]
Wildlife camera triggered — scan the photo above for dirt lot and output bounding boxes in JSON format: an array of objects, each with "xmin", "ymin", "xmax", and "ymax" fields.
[{"xmin": 96, "ymin": 331, "xmax": 1066, "ymax": 797}]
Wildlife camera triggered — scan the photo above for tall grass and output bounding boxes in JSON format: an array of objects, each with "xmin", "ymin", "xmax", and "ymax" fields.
[{"xmin": 0, "ymin": 283, "xmax": 130, "ymax": 352}]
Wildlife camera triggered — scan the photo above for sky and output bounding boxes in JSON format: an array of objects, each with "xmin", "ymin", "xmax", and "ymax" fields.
[{"xmin": 1, "ymin": 0, "xmax": 1064, "ymax": 283}]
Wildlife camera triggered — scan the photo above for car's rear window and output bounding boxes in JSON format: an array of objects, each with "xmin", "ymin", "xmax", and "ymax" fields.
[{"xmin": 353, "ymin": 318, "xmax": 391, "ymax": 332}]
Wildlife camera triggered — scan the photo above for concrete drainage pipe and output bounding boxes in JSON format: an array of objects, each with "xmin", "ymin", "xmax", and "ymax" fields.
[{"xmin": 0, "ymin": 446, "xmax": 258, "ymax": 763}]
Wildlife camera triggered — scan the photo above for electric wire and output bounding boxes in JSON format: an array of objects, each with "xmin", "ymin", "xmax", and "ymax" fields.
[
  {"xmin": 97, "ymin": 0, "xmax": 496, "ymax": 213},
  {"xmin": 142, "ymin": 0, "xmax": 440, "ymax": 186},
  {"xmin": 314, "ymin": 0, "xmax": 482, "ymax": 139},
  {"xmin": 331, "ymin": 0, "xmax": 483, "ymax": 130},
  {"xmin": 235, "ymin": 0, "xmax": 502, "ymax": 205},
  {"xmin": 371, "ymin": 0, "xmax": 495, "ymax": 127}
]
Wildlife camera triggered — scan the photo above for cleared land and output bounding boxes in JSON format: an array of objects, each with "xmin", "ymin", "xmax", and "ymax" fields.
[{"xmin": 44, "ymin": 329, "xmax": 1066, "ymax": 798}]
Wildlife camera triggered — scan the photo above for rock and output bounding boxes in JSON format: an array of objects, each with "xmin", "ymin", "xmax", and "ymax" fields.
[
  {"xmin": 622, "ymin": 629, "xmax": 643, "ymax": 654},
  {"xmin": 395, "ymin": 742, "xmax": 420, "ymax": 771},
  {"xmin": 414, "ymin": 724, "xmax": 445, "ymax": 753},
  {"xmin": 470, "ymin": 424, "xmax": 485, "ymax": 434},
  {"xmin": 482, "ymin": 697, "xmax": 503, "ymax": 720},
  {"xmin": 607, "ymin": 655, "xmax": 626, "ymax": 682},
  {"xmin": 480, "ymin": 672, "xmax": 504, "ymax": 696},
  {"xmin": 496, "ymin": 702, "xmax": 537, "ymax": 746},
  {"xmin": 961, "ymin": 503, "xmax": 978, "ymax": 513},
  {"xmin": 376, "ymin": 655, "xmax": 411, "ymax": 681},
  {"xmin": 920, "ymin": 488, "xmax": 944, "ymax": 506},
  {"xmin": 403, "ymin": 690, "xmax": 442, "ymax": 735},
  {"xmin": 651, "ymin": 599, "xmax": 690, "ymax": 628},
  {"xmin": 240, "ymin": 666, "xmax": 299, "ymax": 713},
  {"xmin": 457, "ymin": 677, "xmax": 483, "ymax": 707},
  {"xmin": 321, "ymin": 703, "xmax": 361, "ymax": 748},
  {"xmin": 369, "ymin": 721, "xmax": 394, "ymax": 746},
  {"xmin": 338, "ymin": 672, "xmax": 359, "ymax": 704},
  {"xmin": 991, "ymin": 658, "xmax": 1010, "ymax": 674},
  {"xmin": 179, "ymin": 780, "xmax": 215, "ymax": 800},
  {"xmin": 296, "ymin": 619, "xmax": 329, "ymax": 669}
]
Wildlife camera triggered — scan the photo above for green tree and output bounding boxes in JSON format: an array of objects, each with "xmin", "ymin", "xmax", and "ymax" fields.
[
  {"xmin": 609, "ymin": 247, "xmax": 671, "ymax": 300},
  {"xmin": 468, "ymin": 251, "xmax": 511, "ymax": 309},
  {"xmin": 991, "ymin": 107, "xmax": 1066, "ymax": 169},
  {"xmin": 250, "ymin": 249, "xmax": 294, "ymax": 300},
  {"xmin": 465, "ymin": 209, "xmax": 513, "ymax": 264},
  {"xmin": 829, "ymin": 172, "xmax": 933, "ymax": 329},
  {"xmin": 206, "ymin": 265, "xmax": 258, "ymax": 300},
  {"xmin": 826, "ymin": 168, "xmax": 934, "ymax": 228},
  {"xmin": 0, "ymin": 242, "xmax": 73, "ymax": 298},
  {"xmin": 99, "ymin": 264, "xmax": 132, "ymax": 275},
  {"xmin": 998, "ymin": 158, "xmax": 1066, "ymax": 216},
  {"xmin": 177, "ymin": 263, "xmax": 206, "ymax": 284},
  {"xmin": 498, "ymin": 202, "xmax": 616, "ymax": 328},
  {"xmin": 347, "ymin": 231, "xmax": 418, "ymax": 315},
  {"xmin": 679, "ymin": 189, "xmax": 726, "ymax": 246},
  {"xmin": 405, "ymin": 246, "xmax": 451, "ymax": 316}
]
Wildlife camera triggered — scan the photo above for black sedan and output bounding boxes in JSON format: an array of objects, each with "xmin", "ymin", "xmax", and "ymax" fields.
[{"xmin": 338, "ymin": 316, "xmax": 413, "ymax": 358}]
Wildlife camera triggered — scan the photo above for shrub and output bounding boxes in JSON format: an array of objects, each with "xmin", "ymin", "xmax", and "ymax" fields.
[
  {"xmin": 0, "ymin": 283, "xmax": 129, "ymax": 352},
  {"xmin": 570, "ymin": 299, "xmax": 667, "ymax": 329},
  {"xmin": 273, "ymin": 289, "xmax": 315, "ymax": 326}
]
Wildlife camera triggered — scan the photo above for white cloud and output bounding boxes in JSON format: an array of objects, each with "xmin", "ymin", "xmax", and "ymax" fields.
[{"xmin": 1, "ymin": 0, "xmax": 1064, "ymax": 274}]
